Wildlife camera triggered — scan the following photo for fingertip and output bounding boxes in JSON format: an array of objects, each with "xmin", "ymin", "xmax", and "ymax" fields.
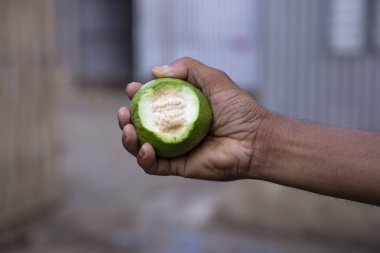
[
  {"xmin": 126, "ymin": 82, "xmax": 142, "ymax": 100},
  {"xmin": 122, "ymin": 124, "xmax": 138, "ymax": 155},
  {"xmin": 152, "ymin": 62, "xmax": 188, "ymax": 80},
  {"xmin": 152, "ymin": 65, "xmax": 173, "ymax": 78},
  {"xmin": 123, "ymin": 124, "xmax": 135, "ymax": 139},
  {"xmin": 117, "ymin": 107, "xmax": 130, "ymax": 130},
  {"xmin": 137, "ymin": 143, "xmax": 156, "ymax": 172}
]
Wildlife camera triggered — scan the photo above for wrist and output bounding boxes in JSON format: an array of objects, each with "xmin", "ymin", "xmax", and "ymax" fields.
[{"xmin": 248, "ymin": 109, "xmax": 280, "ymax": 180}]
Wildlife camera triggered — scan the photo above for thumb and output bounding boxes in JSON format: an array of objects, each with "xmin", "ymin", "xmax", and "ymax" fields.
[{"xmin": 151, "ymin": 57, "xmax": 238, "ymax": 97}]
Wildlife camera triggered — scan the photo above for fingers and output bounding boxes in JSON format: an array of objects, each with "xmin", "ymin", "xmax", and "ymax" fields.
[
  {"xmin": 136, "ymin": 143, "xmax": 157, "ymax": 171},
  {"xmin": 117, "ymin": 107, "xmax": 130, "ymax": 130},
  {"xmin": 136, "ymin": 143, "xmax": 189, "ymax": 177},
  {"xmin": 119, "ymin": 82, "xmax": 141, "ymax": 131},
  {"xmin": 122, "ymin": 124, "xmax": 139, "ymax": 156},
  {"xmin": 118, "ymin": 105, "xmax": 184, "ymax": 178},
  {"xmin": 119, "ymin": 114, "xmax": 188, "ymax": 178},
  {"xmin": 152, "ymin": 63, "xmax": 187, "ymax": 80},
  {"xmin": 125, "ymin": 82, "xmax": 142, "ymax": 100},
  {"xmin": 119, "ymin": 117, "xmax": 170, "ymax": 176},
  {"xmin": 151, "ymin": 57, "xmax": 238, "ymax": 97},
  {"xmin": 151, "ymin": 57, "xmax": 204, "ymax": 81},
  {"xmin": 119, "ymin": 82, "xmax": 142, "ymax": 156}
]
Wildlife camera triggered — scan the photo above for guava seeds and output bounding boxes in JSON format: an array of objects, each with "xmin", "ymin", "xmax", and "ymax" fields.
[{"xmin": 152, "ymin": 95, "xmax": 186, "ymax": 134}]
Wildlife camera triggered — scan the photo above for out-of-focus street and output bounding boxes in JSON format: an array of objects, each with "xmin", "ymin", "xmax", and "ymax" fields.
[{"xmin": 5, "ymin": 83, "xmax": 379, "ymax": 253}]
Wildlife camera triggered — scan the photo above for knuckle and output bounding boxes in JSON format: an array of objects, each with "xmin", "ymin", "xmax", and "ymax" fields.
[
  {"xmin": 215, "ymin": 69, "xmax": 229, "ymax": 79},
  {"xmin": 178, "ymin": 56, "xmax": 194, "ymax": 63}
]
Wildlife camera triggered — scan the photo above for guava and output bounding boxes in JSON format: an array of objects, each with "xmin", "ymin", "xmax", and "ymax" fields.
[{"xmin": 131, "ymin": 78, "xmax": 212, "ymax": 158}]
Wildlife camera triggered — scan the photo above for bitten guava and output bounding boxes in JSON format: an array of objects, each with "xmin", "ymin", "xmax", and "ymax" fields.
[{"xmin": 131, "ymin": 78, "xmax": 212, "ymax": 158}]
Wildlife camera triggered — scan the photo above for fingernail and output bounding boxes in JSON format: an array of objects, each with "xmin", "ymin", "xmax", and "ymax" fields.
[{"xmin": 152, "ymin": 65, "xmax": 170, "ymax": 74}]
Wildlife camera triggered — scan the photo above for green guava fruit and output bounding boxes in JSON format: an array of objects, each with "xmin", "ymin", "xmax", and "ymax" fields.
[{"xmin": 131, "ymin": 78, "xmax": 213, "ymax": 158}]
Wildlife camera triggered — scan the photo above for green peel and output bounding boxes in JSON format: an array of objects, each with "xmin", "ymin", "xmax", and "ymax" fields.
[{"xmin": 131, "ymin": 78, "xmax": 212, "ymax": 158}]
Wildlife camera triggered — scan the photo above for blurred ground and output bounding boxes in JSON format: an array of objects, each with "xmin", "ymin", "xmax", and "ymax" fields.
[{"xmin": 4, "ymin": 83, "xmax": 380, "ymax": 253}]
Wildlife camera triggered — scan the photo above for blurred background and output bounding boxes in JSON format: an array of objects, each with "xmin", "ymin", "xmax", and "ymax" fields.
[{"xmin": 1, "ymin": 0, "xmax": 380, "ymax": 252}]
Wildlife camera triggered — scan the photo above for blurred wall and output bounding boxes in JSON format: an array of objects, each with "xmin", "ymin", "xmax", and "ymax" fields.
[
  {"xmin": 260, "ymin": 0, "xmax": 380, "ymax": 131},
  {"xmin": 134, "ymin": 0, "xmax": 260, "ymax": 91},
  {"xmin": 0, "ymin": 0, "xmax": 61, "ymax": 241}
]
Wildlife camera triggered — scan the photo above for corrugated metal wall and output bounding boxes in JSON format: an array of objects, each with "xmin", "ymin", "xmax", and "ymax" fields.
[
  {"xmin": 259, "ymin": 0, "xmax": 380, "ymax": 131},
  {"xmin": 135, "ymin": 0, "xmax": 259, "ymax": 90}
]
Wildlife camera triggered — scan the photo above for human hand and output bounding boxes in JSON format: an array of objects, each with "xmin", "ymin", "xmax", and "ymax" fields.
[{"xmin": 118, "ymin": 57, "xmax": 271, "ymax": 180}]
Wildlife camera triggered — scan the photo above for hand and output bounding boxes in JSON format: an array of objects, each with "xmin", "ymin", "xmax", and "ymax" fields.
[{"xmin": 118, "ymin": 57, "xmax": 271, "ymax": 180}]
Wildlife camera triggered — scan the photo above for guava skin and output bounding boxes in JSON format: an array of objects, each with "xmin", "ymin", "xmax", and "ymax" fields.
[{"xmin": 131, "ymin": 78, "xmax": 213, "ymax": 158}]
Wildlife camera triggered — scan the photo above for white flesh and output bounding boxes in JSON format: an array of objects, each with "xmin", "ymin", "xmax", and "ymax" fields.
[{"xmin": 139, "ymin": 86, "xmax": 199, "ymax": 140}]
